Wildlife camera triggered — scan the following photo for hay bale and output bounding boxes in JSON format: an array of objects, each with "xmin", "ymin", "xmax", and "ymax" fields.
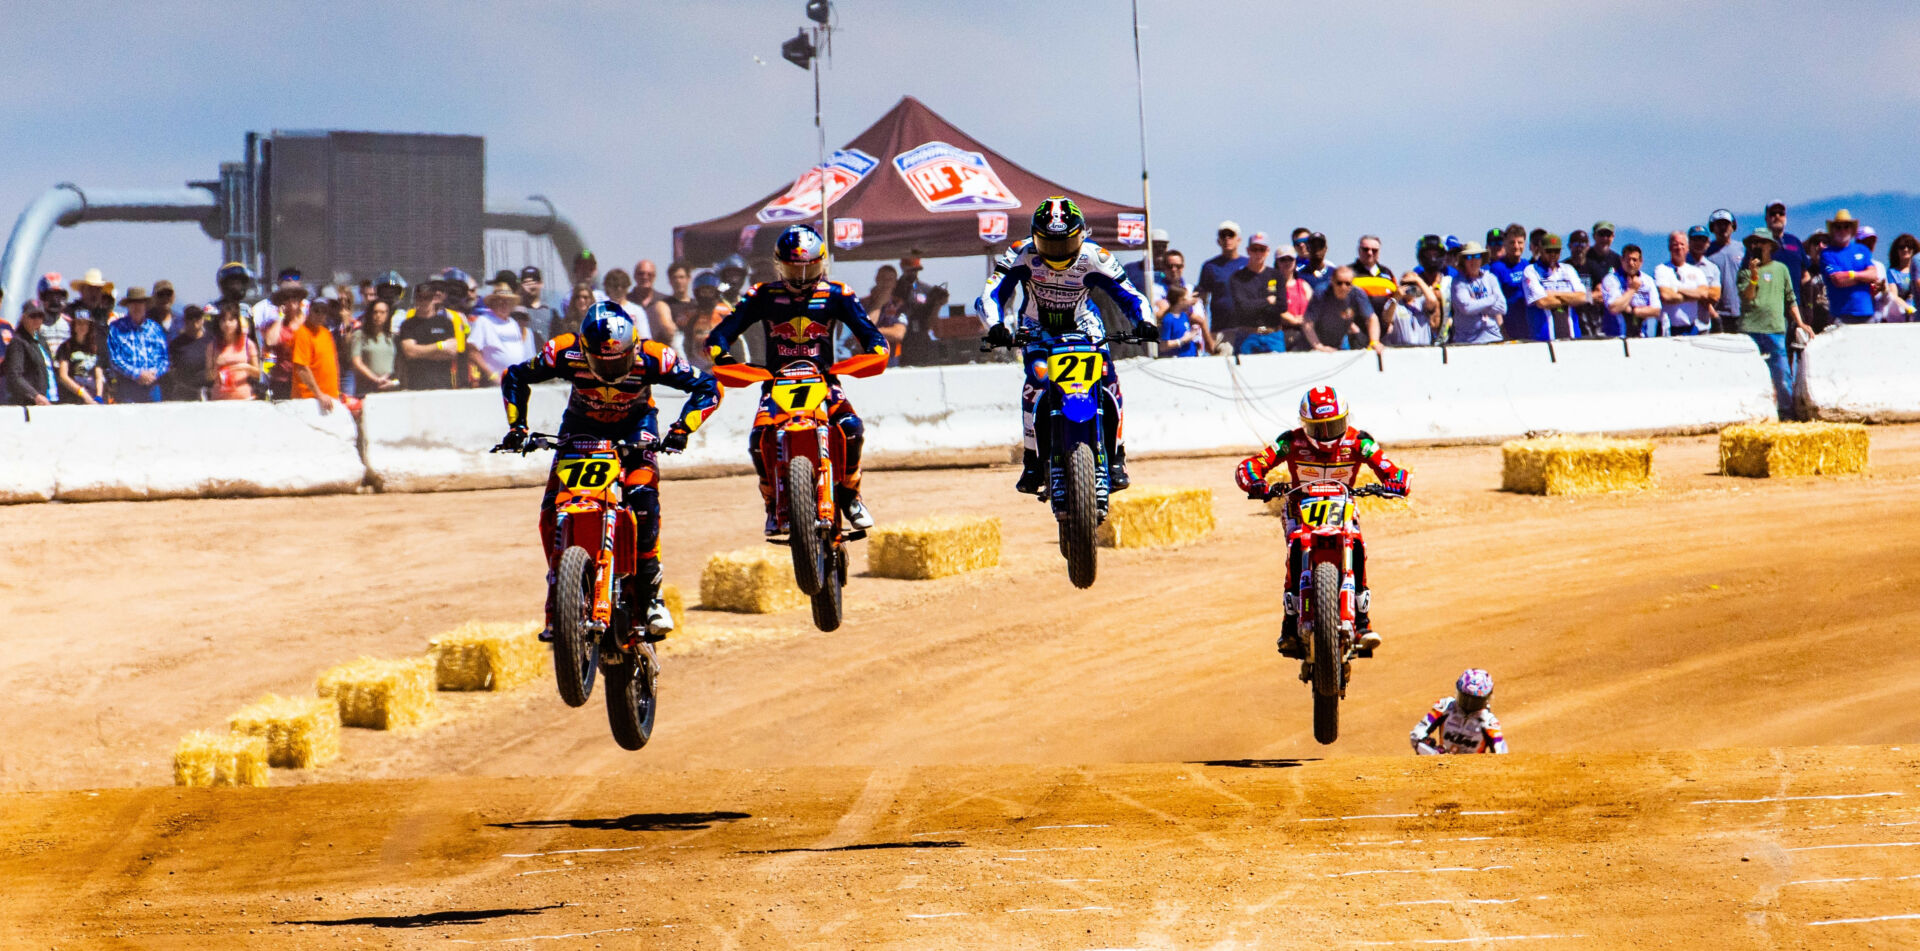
[
  {"xmin": 700, "ymin": 549, "xmax": 807, "ymax": 614},
  {"xmin": 662, "ymin": 582, "xmax": 686, "ymax": 632},
  {"xmin": 1097, "ymin": 486, "xmax": 1215, "ymax": 549},
  {"xmin": 316, "ymin": 657, "xmax": 436, "ymax": 730},
  {"xmin": 868, "ymin": 516, "xmax": 1002, "ymax": 579},
  {"xmin": 1501, "ymin": 436, "xmax": 1654, "ymax": 495},
  {"xmin": 173, "ymin": 731, "xmax": 270, "ymax": 787},
  {"xmin": 429, "ymin": 620, "xmax": 544, "ymax": 692},
  {"xmin": 228, "ymin": 694, "xmax": 340, "ymax": 769},
  {"xmin": 1719, "ymin": 422, "xmax": 1869, "ymax": 478}
]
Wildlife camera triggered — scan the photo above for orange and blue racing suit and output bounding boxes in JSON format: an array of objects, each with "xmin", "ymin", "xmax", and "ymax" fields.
[
  {"xmin": 1234, "ymin": 426, "xmax": 1409, "ymax": 629},
  {"xmin": 501, "ymin": 334, "xmax": 720, "ymax": 584},
  {"xmin": 703, "ymin": 279, "xmax": 887, "ymax": 511}
]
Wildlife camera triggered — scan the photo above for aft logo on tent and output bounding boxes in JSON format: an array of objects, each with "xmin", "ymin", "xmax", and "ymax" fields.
[
  {"xmin": 893, "ymin": 141, "xmax": 1021, "ymax": 213},
  {"xmin": 758, "ymin": 149, "xmax": 880, "ymax": 224},
  {"xmin": 833, "ymin": 218, "xmax": 864, "ymax": 250},
  {"xmin": 978, "ymin": 212, "xmax": 1008, "ymax": 242},
  {"xmin": 1116, "ymin": 214, "xmax": 1147, "ymax": 247}
]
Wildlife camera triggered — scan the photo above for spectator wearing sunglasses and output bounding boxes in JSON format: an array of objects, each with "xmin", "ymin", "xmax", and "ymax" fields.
[
  {"xmin": 1297, "ymin": 232, "xmax": 1333, "ymax": 294},
  {"xmin": 1196, "ymin": 220, "xmax": 1247, "ymax": 332},
  {"xmin": 1302, "ymin": 267, "xmax": 1380, "ymax": 352}
]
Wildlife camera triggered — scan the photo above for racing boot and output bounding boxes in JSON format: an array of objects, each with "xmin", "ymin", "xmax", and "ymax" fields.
[
  {"xmin": 538, "ymin": 574, "xmax": 557, "ymax": 643},
  {"xmin": 1276, "ymin": 591, "xmax": 1306, "ymax": 659},
  {"xmin": 1108, "ymin": 446, "xmax": 1131, "ymax": 492},
  {"xmin": 639, "ymin": 562, "xmax": 672, "ymax": 642},
  {"xmin": 836, "ymin": 486, "xmax": 875, "ymax": 531},
  {"xmin": 1355, "ymin": 588, "xmax": 1381, "ymax": 654},
  {"xmin": 1014, "ymin": 449, "xmax": 1045, "ymax": 495}
]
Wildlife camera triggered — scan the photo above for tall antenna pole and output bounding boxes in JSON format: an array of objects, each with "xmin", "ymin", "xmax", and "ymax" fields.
[
  {"xmin": 814, "ymin": 21, "xmax": 828, "ymax": 260},
  {"xmin": 1131, "ymin": 0, "xmax": 1157, "ymax": 312}
]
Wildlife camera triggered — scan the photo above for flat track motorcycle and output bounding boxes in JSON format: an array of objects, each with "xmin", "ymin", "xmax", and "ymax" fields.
[
  {"xmin": 490, "ymin": 431, "xmax": 663, "ymax": 751},
  {"xmin": 711, "ymin": 352, "xmax": 887, "ymax": 632}
]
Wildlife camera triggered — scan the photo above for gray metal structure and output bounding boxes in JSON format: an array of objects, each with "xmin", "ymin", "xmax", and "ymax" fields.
[{"xmin": 0, "ymin": 131, "xmax": 587, "ymax": 328}]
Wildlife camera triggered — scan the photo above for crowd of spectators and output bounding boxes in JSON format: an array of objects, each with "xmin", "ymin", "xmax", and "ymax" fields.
[{"xmin": 1150, "ymin": 206, "xmax": 1919, "ymax": 417}]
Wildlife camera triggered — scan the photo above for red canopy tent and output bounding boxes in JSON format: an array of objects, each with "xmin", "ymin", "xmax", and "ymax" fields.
[{"xmin": 672, "ymin": 96, "xmax": 1145, "ymax": 267}]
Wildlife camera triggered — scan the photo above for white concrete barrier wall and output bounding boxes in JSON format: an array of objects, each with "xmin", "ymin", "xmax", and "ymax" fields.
[
  {"xmin": 3, "ymin": 336, "xmax": 1781, "ymax": 503},
  {"xmin": 6, "ymin": 400, "xmax": 361, "ymax": 502},
  {"xmin": 1802, "ymin": 324, "xmax": 1920, "ymax": 422}
]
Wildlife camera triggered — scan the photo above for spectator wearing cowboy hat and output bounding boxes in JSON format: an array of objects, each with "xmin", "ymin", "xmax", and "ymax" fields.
[
  {"xmin": 466, "ymin": 281, "xmax": 535, "ymax": 386},
  {"xmin": 1820, "ymin": 209, "xmax": 1878, "ymax": 325},
  {"xmin": 1738, "ymin": 228, "xmax": 1808, "ymax": 418},
  {"xmin": 106, "ymin": 286, "xmax": 169, "ymax": 402}
]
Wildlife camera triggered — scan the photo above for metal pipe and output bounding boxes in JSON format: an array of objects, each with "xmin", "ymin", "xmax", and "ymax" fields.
[
  {"xmin": 483, "ymin": 195, "xmax": 586, "ymax": 270},
  {"xmin": 1, "ymin": 183, "xmax": 218, "ymax": 326}
]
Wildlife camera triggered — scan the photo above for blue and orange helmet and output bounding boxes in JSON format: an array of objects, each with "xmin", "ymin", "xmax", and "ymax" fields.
[{"xmin": 580, "ymin": 301, "xmax": 638, "ymax": 382}]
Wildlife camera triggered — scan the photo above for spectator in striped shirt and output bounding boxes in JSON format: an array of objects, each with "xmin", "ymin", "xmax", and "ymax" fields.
[{"xmin": 107, "ymin": 288, "xmax": 169, "ymax": 402}]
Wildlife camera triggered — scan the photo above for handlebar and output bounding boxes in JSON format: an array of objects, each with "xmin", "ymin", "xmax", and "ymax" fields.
[
  {"xmin": 979, "ymin": 329, "xmax": 1158, "ymax": 352},
  {"xmin": 1249, "ymin": 479, "xmax": 1401, "ymax": 502},
  {"xmin": 490, "ymin": 431, "xmax": 667, "ymax": 455}
]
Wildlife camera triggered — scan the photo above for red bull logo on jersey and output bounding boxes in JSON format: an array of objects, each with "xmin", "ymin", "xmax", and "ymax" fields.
[
  {"xmin": 978, "ymin": 211, "xmax": 1008, "ymax": 242},
  {"xmin": 770, "ymin": 315, "xmax": 831, "ymax": 343},
  {"xmin": 758, "ymin": 149, "xmax": 880, "ymax": 224},
  {"xmin": 892, "ymin": 141, "xmax": 1021, "ymax": 213}
]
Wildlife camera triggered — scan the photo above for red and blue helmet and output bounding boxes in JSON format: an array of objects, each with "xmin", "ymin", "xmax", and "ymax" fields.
[
  {"xmin": 1455, "ymin": 668, "xmax": 1494, "ymax": 714},
  {"xmin": 774, "ymin": 225, "xmax": 827, "ymax": 289},
  {"xmin": 579, "ymin": 301, "xmax": 638, "ymax": 382}
]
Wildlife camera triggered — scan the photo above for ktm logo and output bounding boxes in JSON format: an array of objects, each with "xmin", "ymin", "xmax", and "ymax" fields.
[{"xmin": 771, "ymin": 316, "xmax": 829, "ymax": 342}]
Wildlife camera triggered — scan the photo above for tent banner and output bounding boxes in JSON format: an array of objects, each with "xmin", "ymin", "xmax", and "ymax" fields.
[
  {"xmin": 1116, "ymin": 213, "xmax": 1146, "ymax": 247},
  {"xmin": 757, "ymin": 149, "xmax": 880, "ymax": 224},
  {"xmin": 892, "ymin": 141, "xmax": 1022, "ymax": 213},
  {"xmin": 833, "ymin": 218, "xmax": 864, "ymax": 250},
  {"xmin": 978, "ymin": 211, "xmax": 1008, "ymax": 242}
]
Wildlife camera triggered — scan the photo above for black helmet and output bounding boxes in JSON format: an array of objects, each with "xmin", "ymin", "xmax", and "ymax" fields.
[
  {"xmin": 374, "ymin": 269, "xmax": 407, "ymax": 292},
  {"xmin": 216, "ymin": 261, "xmax": 254, "ymax": 287},
  {"xmin": 1031, "ymin": 197, "xmax": 1086, "ymax": 266}
]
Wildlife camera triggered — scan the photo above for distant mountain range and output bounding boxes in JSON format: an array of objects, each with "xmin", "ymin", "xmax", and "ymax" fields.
[{"xmin": 1610, "ymin": 192, "xmax": 1920, "ymax": 252}]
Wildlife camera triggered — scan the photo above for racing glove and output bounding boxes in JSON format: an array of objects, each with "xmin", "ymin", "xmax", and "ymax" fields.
[
  {"xmin": 498, "ymin": 426, "xmax": 528, "ymax": 452},
  {"xmin": 985, "ymin": 323, "xmax": 1014, "ymax": 348},
  {"xmin": 708, "ymin": 344, "xmax": 739, "ymax": 366},
  {"xmin": 661, "ymin": 425, "xmax": 690, "ymax": 454}
]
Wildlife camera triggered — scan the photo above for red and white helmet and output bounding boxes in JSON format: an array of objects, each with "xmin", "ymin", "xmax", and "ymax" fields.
[{"xmin": 1298, "ymin": 386, "xmax": 1349, "ymax": 449}]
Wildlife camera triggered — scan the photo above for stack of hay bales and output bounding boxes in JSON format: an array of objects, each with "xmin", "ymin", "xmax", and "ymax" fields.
[
  {"xmin": 1501, "ymin": 436, "xmax": 1654, "ymax": 495},
  {"xmin": 701, "ymin": 549, "xmax": 806, "ymax": 613},
  {"xmin": 1719, "ymin": 422, "xmax": 1869, "ymax": 478},
  {"xmin": 316, "ymin": 657, "xmax": 436, "ymax": 729},
  {"xmin": 228, "ymin": 694, "xmax": 340, "ymax": 769},
  {"xmin": 429, "ymin": 621, "xmax": 544, "ymax": 692},
  {"xmin": 868, "ymin": 516, "xmax": 1002, "ymax": 579},
  {"xmin": 173, "ymin": 731, "xmax": 270, "ymax": 787},
  {"xmin": 1097, "ymin": 486, "xmax": 1215, "ymax": 548}
]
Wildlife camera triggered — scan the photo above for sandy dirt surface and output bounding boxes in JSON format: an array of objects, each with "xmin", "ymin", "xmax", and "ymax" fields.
[{"xmin": 5, "ymin": 425, "xmax": 1920, "ymax": 947}]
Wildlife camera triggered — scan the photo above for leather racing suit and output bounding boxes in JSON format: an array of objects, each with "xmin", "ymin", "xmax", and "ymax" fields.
[
  {"xmin": 704, "ymin": 279, "xmax": 886, "ymax": 516},
  {"xmin": 1411, "ymin": 697, "xmax": 1510, "ymax": 754},
  {"xmin": 975, "ymin": 238, "xmax": 1154, "ymax": 486},
  {"xmin": 1234, "ymin": 426, "xmax": 1409, "ymax": 647},
  {"xmin": 501, "ymin": 334, "xmax": 721, "ymax": 598}
]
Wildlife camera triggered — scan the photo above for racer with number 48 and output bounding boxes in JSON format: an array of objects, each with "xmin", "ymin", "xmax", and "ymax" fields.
[{"xmin": 499, "ymin": 301, "xmax": 720, "ymax": 640}]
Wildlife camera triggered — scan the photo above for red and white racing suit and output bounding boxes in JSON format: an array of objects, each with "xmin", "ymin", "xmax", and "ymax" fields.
[
  {"xmin": 1234, "ymin": 426, "xmax": 1408, "ymax": 608},
  {"xmin": 1411, "ymin": 697, "xmax": 1509, "ymax": 754}
]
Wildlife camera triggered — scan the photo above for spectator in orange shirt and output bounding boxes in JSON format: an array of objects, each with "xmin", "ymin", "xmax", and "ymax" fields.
[{"xmin": 289, "ymin": 297, "xmax": 343, "ymax": 412}]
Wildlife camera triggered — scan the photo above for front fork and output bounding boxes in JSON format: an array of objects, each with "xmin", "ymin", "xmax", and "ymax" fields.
[{"xmin": 770, "ymin": 423, "xmax": 835, "ymax": 535}]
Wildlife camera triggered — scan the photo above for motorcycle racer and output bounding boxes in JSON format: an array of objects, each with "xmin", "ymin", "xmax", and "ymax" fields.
[
  {"xmin": 705, "ymin": 224, "xmax": 888, "ymax": 533},
  {"xmin": 1411, "ymin": 669, "xmax": 1509, "ymax": 754},
  {"xmin": 1234, "ymin": 385, "xmax": 1408, "ymax": 655},
  {"xmin": 500, "ymin": 301, "xmax": 721, "ymax": 639},
  {"xmin": 976, "ymin": 197, "xmax": 1157, "ymax": 494}
]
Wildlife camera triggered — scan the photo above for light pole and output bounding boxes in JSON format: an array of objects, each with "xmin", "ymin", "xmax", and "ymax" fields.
[{"xmin": 780, "ymin": 1, "xmax": 834, "ymax": 257}]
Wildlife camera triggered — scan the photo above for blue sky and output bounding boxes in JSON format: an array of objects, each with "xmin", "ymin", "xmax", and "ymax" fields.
[{"xmin": 8, "ymin": 0, "xmax": 1920, "ymax": 302}]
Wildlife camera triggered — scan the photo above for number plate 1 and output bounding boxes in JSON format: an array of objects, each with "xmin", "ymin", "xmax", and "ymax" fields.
[{"xmin": 771, "ymin": 380, "xmax": 829, "ymax": 414}]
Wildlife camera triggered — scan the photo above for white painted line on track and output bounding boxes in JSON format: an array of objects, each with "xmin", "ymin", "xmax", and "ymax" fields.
[
  {"xmin": 1459, "ymin": 811, "xmax": 1511, "ymax": 816},
  {"xmin": 907, "ymin": 912, "xmax": 968, "ymax": 919},
  {"xmin": 1352, "ymin": 936, "xmax": 1587, "ymax": 946},
  {"xmin": 1299, "ymin": 813, "xmax": 1422, "ymax": 822},
  {"xmin": 1691, "ymin": 792, "xmax": 1902, "ymax": 805},
  {"xmin": 1785, "ymin": 841, "xmax": 1920, "ymax": 852},
  {"xmin": 448, "ymin": 927, "xmax": 639, "ymax": 944},
  {"xmin": 1334, "ymin": 865, "xmax": 1510, "ymax": 877},
  {"xmin": 1007, "ymin": 906, "xmax": 1112, "ymax": 914},
  {"xmin": 1808, "ymin": 913, "xmax": 1920, "ymax": 926},
  {"xmin": 1785, "ymin": 874, "xmax": 1920, "ymax": 886},
  {"xmin": 911, "ymin": 830, "xmax": 965, "ymax": 838},
  {"xmin": 1032, "ymin": 824, "xmax": 1109, "ymax": 830},
  {"xmin": 500, "ymin": 845, "xmax": 649, "ymax": 858},
  {"xmin": 1390, "ymin": 896, "xmax": 1551, "ymax": 906},
  {"xmin": 513, "ymin": 867, "xmax": 581, "ymax": 877}
]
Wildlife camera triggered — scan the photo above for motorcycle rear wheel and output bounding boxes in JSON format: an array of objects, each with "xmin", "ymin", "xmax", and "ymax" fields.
[
  {"xmin": 603, "ymin": 643, "xmax": 658, "ymax": 751},
  {"xmin": 1064, "ymin": 443, "xmax": 1098, "ymax": 589},
  {"xmin": 553, "ymin": 545, "xmax": 598, "ymax": 708},
  {"xmin": 1310, "ymin": 560, "xmax": 1343, "ymax": 745},
  {"xmin": 788, "ymin": 456, "xmax": 825, "ymax": 595}
]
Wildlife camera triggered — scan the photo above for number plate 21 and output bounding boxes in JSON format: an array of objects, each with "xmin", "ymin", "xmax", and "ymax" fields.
[{"xmin": 1044, "ymin": 351, "xmax": 1104, "ymax": 395}]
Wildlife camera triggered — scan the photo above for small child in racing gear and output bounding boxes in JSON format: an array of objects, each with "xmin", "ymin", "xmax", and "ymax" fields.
[
  {"xmin": 499, "ymin": 301, "xmax": 720, "ymax": 641},
  {"xmin": 705, "ymin": 224, "xmax": 888, "ymax": 533},
  {"xmin": 1234, "ymin": 385, "xmax": 1408, "ymax": 655},
  {"xmin": 976, "ymin": 196, "xmax": 1157, "ymax": 494},
  {"xmin": 1412, "ymin": 669, "xmax": 1509, "ymax": 754}
]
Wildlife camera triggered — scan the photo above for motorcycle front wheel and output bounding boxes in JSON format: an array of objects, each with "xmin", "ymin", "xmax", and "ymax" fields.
[
  {"xmin": 810, "ymin": 544, "xmax": 845, "ymax": 632},
  {"xmin": 603, "ymin": 643, "xmax": 658, "ymax": 751},
  {"xmin": 1063, "ymin": 443, "xmax": 1099, "ymax": 589},
  {"xmin": 787, "ymin": 456, "xmax": 825, "ymax": 595},
  {"xmin": 552, "ymin": 545, "xmax": 599, "ymax": 708},
  {"xmin": 1310, "ymin": 561, "xmax": 1343, "ymax": 744}
]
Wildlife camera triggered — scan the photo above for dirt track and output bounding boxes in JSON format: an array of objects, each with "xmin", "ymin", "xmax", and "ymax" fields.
[{"xmin": 6, "ymin": 425, "xmax": 1920, "ymax": 947}]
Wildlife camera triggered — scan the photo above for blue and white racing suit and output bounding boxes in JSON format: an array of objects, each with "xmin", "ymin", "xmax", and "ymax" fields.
[{"xmin": 975, "ymin": 238, "xmax": 1154, "ymax": 457}]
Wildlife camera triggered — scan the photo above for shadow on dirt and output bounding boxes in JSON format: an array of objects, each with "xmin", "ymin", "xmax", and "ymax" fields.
[
  {"xmin": 742, "ymin": 840, "xmax": 966, "ymax": 855},
  {"xmin": 1192, "ymin": 758, "xmax": 1318, "ymax": 769},
  {"xmin": 279, "ymin": 904, "xmax": 563, "ymax": 928},
  {"xmin": 489, "ymin": 811, "xmax": 751, "ymax": 832}
]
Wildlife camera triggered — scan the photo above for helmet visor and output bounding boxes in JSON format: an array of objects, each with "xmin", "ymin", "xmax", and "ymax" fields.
[
  {"xmin": 776, "ymin": 258, "xmax": 826, "ymax": 287},
  {"xmin": 1303, "ymin": 415, "xmax": 1347, "ymax": 444},
  {"xmin": 1455, "ymin": 691, "xmax": 1488, "ymax": 715},
  {"xmin": 1033, "ymin": 231, "xmax": 1082, "ymax": 264},
  {"xmin": 585, "ymin": 349, "xmax": 634, "ymax": 382}
]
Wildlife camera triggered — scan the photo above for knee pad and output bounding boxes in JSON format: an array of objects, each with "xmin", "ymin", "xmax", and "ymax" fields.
[{"xmin": 1356, "ymin": 588, "xmax": 1371, "ymax": 613}]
